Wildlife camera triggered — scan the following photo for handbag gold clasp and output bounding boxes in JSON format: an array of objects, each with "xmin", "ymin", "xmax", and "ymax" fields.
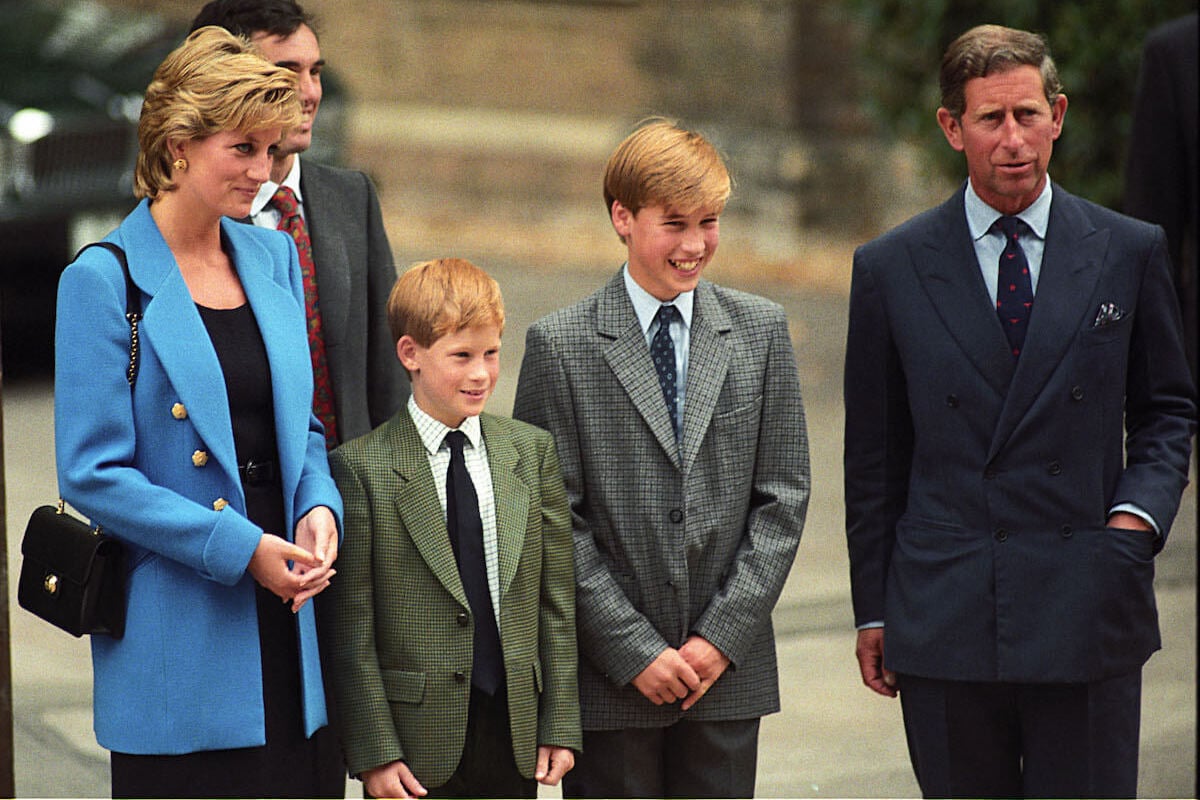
[{"xmin": 44, "ymin": 573, "xmax": 60, "ymax": 596}]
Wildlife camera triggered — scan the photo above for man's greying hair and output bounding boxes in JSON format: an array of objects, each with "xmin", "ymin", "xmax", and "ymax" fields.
[
  {"xmin": 939, "ymin": 24, "xmax": 1063, "ymax": 119},
  {"xmin": 189, "ymin": 0, "xmax": 314, "ymax": 38}
]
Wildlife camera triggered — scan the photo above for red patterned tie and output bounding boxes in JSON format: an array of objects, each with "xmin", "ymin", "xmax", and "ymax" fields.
[{"xmin": 272, "ymin": 186, "xmax": 339, "ymax": 448}]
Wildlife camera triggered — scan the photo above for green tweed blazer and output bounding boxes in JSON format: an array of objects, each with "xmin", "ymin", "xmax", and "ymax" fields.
[{"xmin": 322, "ymin": 409, "xmax": 581, "ymax": 785}]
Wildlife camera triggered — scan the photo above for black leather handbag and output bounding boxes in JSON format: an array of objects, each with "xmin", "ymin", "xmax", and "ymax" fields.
[
  {"xmin": 17, "ymin": 242, "xmax": 139, "ymax": 639},
  {"xmin": 18, "ymin": 504, "xmax": 127, "ymax": 638}
]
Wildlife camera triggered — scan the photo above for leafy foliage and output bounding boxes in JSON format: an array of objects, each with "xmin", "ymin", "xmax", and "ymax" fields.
[{"xmin": 851, "ymin": 0, "xmax": 1197, "ymax": 208}]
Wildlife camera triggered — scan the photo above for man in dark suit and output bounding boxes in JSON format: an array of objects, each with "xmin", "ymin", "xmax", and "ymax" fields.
[
  {"xmin": 191, "ymin": 0, "xmax": 407, "ymax": 447},
  {"xmin": 1124, "ymin": 12, "xmax": 1198, "ymax": 381},
  {"xmin": 844, "ymin": 24, "xmax": 1195, "ymax": 798}
]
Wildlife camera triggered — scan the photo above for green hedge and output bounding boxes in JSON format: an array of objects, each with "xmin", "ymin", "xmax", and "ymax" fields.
[{"xmin": 852, "ymin": 0, "xmax": 1196, "ymax": 209}]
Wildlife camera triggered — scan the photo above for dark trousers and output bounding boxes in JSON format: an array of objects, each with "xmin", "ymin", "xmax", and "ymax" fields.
[
  {"xmin": 563, "ymin": 717, "xmax": 760, "ymax": 799},
  {"xmin": 898, "ymin": 671, "xmax": 1142, "ymax": 799},
  {"xmin": 424, "ymin": 686, "xmax": 536, "ymax": 799}
]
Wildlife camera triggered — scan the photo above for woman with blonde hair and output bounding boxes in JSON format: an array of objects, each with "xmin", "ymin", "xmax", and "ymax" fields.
[{"xmin": 54, "ymin": 26, "xmax": 344, "ymax": 797}]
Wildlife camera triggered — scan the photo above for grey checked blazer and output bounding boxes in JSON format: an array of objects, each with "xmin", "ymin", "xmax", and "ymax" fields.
[
  {"xmin": 300, "ymin": 160, "xmax": 408, "ymax": 443},
  {"xmin": 513, "ymin": 270, "xmax": 810, "ymax": 729}
]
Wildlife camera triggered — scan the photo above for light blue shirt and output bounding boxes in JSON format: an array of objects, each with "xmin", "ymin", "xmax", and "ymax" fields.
[
  {"xmin": 964, "ymin": 178, "xmax": 1051, "ymax": 304},
  {"xmin": 623, "ymin": 264, "xmax": 693, "ymax": 433}
]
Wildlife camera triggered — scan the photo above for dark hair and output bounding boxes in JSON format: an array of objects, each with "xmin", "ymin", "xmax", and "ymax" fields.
[
  {"xmin": 189, "ymin": 0, "xmax": 315, "ymax": 39},
  {"xmin": 939, "ymin": 24, "xmax": 1062, "ymax": 119}
]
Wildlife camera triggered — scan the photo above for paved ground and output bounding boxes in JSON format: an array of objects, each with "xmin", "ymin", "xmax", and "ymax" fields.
[{"xmin": 3, "ymin": 255, "xmax": 1195, "ymax": 797}]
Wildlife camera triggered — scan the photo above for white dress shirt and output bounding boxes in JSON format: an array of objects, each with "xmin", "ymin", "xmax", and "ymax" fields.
[{"xmin": 407, "ymin": 396, "xmax": 502, "ymax": 625}]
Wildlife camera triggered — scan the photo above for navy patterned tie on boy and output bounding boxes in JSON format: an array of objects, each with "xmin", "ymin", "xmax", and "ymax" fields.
[
  {"xmin": 996, "ymin": 216, "xmax": 1034, "ymax": 358},
  {"xmin": 650, "ymin": 304, "xmax": 680, "ymax": 438},
  {"xmin": 444, "ymin": 431, "xmax": 503, "ymax": 694}
]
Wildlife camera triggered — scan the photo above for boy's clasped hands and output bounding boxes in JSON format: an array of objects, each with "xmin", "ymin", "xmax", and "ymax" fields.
[{"xmin": 632, "ymin": 635, "xmax": 731, "ymax": 710}]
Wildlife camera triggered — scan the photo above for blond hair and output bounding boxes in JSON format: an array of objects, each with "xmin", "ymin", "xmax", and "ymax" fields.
[
  {"xmin": 135, "ymin": 26, "xmax": 300, "ymax": 199},
  {"xmin": 603, "ymin": 118, "xmax": 732, "ymax": 219},
  {"xmin": 388, "ymin": 258, "xmax": 506, "ymax": 347}
]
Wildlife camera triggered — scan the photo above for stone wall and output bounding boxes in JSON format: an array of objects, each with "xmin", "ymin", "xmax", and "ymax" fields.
[{"xmin": 110, "ymin": 0, "xmax": 951, "ymax": 284}]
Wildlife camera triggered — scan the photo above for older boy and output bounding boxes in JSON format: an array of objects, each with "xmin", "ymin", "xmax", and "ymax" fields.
[
  {"xmin": 513, "ymin": 120, "xmax": 810, "ymax": 798},
  {"xmin": 322, "ymin": 259, "xmax": 580, "ymax": 798}
]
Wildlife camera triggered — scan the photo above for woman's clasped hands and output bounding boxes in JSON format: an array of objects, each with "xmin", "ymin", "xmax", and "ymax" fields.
[{"xmin": 247, "ymin": 505, "xmax": 339, "ymax": 612}]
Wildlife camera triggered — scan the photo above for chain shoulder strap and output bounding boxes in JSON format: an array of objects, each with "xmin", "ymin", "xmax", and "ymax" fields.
[{"xmin": 72, "ymin": 241, "xmax": 140, "ymax": 386}]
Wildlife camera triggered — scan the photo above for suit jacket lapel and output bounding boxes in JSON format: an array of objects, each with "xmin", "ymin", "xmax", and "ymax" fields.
[
  {"xmin": 679, "ymin": 282, "xmax": 732, "ymax": 471},
  {"xmin": 989, "ymin": 189, "xmax": 1107, "ymax": 458},
  {"xmin": 123, "ymin": 203, "xmax": 240, "ymax": 492},
  {"xmin": 914, "ymin": 191, "xmax": 1015, "ymax": 398},
  {"xmin": 481, "ymin": 415, "xmax": 530, "ymax": 600},
  {"xmin": 225, "ymin": 220, "xmax": 313, "ymax": 503},
  {"xmin": 299, "ymin": 163, "xmax": 351, "ymax": 340},
  {"xmin": 598, "ymin": 273, "xmax": 681, "ymax": 466},
  {"xmin": 389, "ymin": 412, "xmax": 470, "ymax": 608}
]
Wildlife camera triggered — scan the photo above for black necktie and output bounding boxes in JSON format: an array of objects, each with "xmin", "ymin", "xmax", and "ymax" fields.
[
  {"xmin": 650, "ymin": 304, "xmax": 680, "ymax": 438},
  {"xmin": 996, "ymin": 216, "xmax": 1034, "ymax": 358},
  {"xmin": 444, "ymin": 431, "xmax": 503, "ymax": 694}
]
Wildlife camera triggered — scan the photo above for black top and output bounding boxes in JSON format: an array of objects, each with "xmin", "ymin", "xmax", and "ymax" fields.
[{"xmin": 197, "ymin": 303, "xmax": 277, "ymax": 469}]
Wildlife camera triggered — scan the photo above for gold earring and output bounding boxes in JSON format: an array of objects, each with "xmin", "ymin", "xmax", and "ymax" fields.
[{"xmin": 173, "ymin": 158, "xmax": 188, "ymax": 171}]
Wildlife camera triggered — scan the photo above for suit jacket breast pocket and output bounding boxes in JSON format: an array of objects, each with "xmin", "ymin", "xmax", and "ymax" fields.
[
  {"xmin": 706, "ymin": 395, "xmax": 763, "ymax": 469},
  {"xmin": 1081, "ymin": 310, "xmax": 1133, "ymax": 346}
]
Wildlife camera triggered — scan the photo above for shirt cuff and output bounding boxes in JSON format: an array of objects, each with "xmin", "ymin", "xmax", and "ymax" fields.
[{"xmin": 1108, "ymin": 503, "xmax": 1160, "ymax": 535}]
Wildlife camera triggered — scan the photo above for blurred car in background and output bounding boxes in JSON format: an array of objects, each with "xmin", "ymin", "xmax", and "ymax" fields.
[{"xmin": 0, "ymin": 0, "xmax": 346, "ymax": 377}]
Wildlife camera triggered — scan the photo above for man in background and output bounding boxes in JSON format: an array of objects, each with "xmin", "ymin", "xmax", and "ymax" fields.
[
  {"xmin": 191, "ymin": 0, "xmax": 407, "ymax": 448},
  {"xmin": 1124, "ymin": 12, "xmax": 1198, "ymax": 381}
]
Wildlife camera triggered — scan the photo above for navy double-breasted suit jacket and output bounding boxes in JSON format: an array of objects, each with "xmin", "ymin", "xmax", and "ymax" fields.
[{"xmin": 844, "ymin": 183, "xmax": 1195, "ymax": 684}]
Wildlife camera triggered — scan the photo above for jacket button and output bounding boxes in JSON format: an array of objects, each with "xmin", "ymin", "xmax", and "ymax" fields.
[
  {"xmin": 192, "ymin": 450, "xmax": 209, "ymax": 467},
  {"xmin": 454, "ymin": 671, "xmax": 467, "ymax": 683},
  {"xmin": 213, "ymin": 498, "xmax": 228, "ymax": 511},
  {"xmin": 994, "ymin": 528, "xmax": 1008, "ymax": 542},
  {"xmin": 945, "ymin": 394, "xmax": 960, "ymax": 408},
  {"xmin": 1047, "ymin": 460, "xmax": 1062, "ymax": 475},
  {"xmin": 171, "ymin": 402, "xmax": 188, "ymax": 420},
  {"xmin": 457, "ymin": 611, "xmax": 470, "ymax": 627},
  {"xmin": 1071, "ymin": 386, "xmax": 1085, "ymax": 401},
  {"xmin": 1060, "ymin": 525, "xmax": 1073, "ymax": 539},
  {"xmin": 669, "ymin": 509, "xmax": 683, "ymax": 524}
]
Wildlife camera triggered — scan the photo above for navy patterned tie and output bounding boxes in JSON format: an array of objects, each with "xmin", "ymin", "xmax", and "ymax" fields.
[
  {"xmin": 444, "ymin": 431, "xmax": 503, "ymax": 694},
  {"xmin": 996, "ymin": 216, "xmax": 1034, "ymax": 358},
  {"xmin": 650, "ymin": 304, "xmax": 680, "ymax": 438}
]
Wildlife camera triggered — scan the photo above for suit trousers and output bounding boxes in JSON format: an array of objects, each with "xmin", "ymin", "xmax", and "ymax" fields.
[
  {"xmin": 423, "ymin": 686, "xmax": 535, "ymax": 799},
  {"xmin": 898, "ymin": 670, "xmax": 1142, "ymax": 798},
  {"xmin": 563, "ymin": 717, "xmax": 760, "ymax": 799}
]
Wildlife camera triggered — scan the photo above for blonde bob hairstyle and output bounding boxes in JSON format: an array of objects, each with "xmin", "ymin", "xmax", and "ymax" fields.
[
  {"xmin": 135, "ymin": 26, "xmax": 300, "ymax": 199},
  {"xmin": 603, "ymin": 118, "xmax": 732, "ymax": 220},
  {"xmin": 387, "ymin": 258, "xmax": 506, "ymax": 348}
]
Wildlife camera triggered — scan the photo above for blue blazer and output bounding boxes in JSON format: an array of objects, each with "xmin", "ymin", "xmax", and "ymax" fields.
[
  {"xmin": 844, "ymin": 184, "xmax": 1195, "ymax": 684},
  {"xmin": 54, "ymin": 199, "xmax": 344, "ymax": 755}
]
